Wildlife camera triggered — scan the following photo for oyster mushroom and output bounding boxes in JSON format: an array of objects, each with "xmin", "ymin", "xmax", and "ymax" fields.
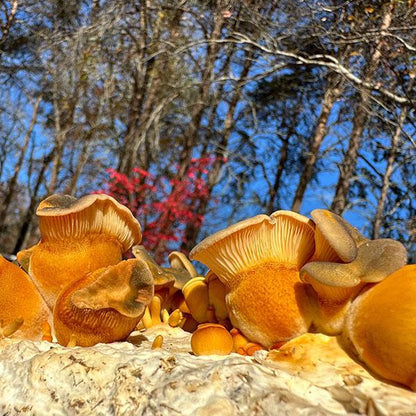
[
  {"xmin": 191, "ymin": 323, "xmax": 233, "ymax": 356},
  {"xmin": 0, "ymin": 255, "xmax": 51, "ymax": 340},
  {"xmin": 343, "ymin": 265, "xmax": 416, "ymax": 391},
  {"xmin": 190, "ymin": 211, "xmax": 316, "ymax": 348},
  {"xmin": 17, "ymin": 194, "xmax": 142, "ymax": 309},
  {"xmin": 53, "ymin": 258, "xmax": 154, "ymax": 346},
  {"xmin": 133, "ymin": 245, "xmax": 194, "ymax": 328},
  {"xmin": 182, "ymin": 270, "xmax": 229, "ymax": 325},
  {"xmin": 300, "ymin": 210, "xmax": 407, "ymax": 334}
]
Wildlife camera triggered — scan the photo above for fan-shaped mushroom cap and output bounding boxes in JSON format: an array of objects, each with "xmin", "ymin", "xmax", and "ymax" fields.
[
  {"xmin": 191, "ymin": 323, "xmax": 233, "ymax": 356},
  {"xmin": 37, "ymin": 194, "xmax": 141, "ymax": 251},
  {"xmin": 301, "ymin": 239, "xmax": 407, "ymax": 288},
  {"xmin": 301, "ymin": 238, "xmax": 407, "ymax": 334},
  {"xmin": 132, "ymin": 245, "xmax": 176, "ymax": 289},
  {"xmin": 310, "ymin": 210, "xmax": 357, "ymax": 262},
  {"xmin": 190, "ymin": 211, "xmax": 315, "ymax": 285},
  {"xmin": 133, "ymin": 245, "xmax": 194, "ymax": 291},
  {"xmin": 190, "ymin": 211, "xmax": 315, "ymax": 348},
  {"xmin": 19, "ymin": 194, "xmax": 142, "ymax": 310},
  {"xmin": 168, "ymin": 251, "xmax": 198, "ymax": 281},
  {"xmin": 53, "ymin": 258, "xmax": 154, "ymax": 346},
  {"xmin": 343, "ymin": 265, "xmax": 416, "ymax": 391},
  {"xmin": 0, "ymin": 255, "xmax": 51, "ymax": 340}
]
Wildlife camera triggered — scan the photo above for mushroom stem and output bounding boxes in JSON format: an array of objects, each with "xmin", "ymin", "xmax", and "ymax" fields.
[{"xmin": 0, "ymin": 318, "xmax": 24, "ymax": 338}]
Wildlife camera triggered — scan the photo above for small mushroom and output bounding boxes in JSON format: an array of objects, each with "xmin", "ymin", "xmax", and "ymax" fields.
[
  {"xmin": 182, "ymin": 277, "xmax": 210, "ymax": 323},
  {"xmin": 191, "ymin": 323, "xmax": 233, "ymax": 356},
  {"xmin": 300, "ymin": 210, "xmax": 407, "ymax": 335},
  {"xmin": 190, "ymin": 211, "xmax": 316, "ymax": 348},
  {"xmin": 18, "ymin": 194, "xmax": 142, "ymax": 309},
  {"xmin": 343, "ymin": 265, "xmax": 416, "ymax": 391},
  {"xmin": 133, "ymin": 246, "xmax": 196, "ymax": 328},
  {"xmin": 0, "ymin": 255, "xmax": 51, "ymax": 340},
  {"xmin": 53, "ymin": 258, "xmax": 154, "ymax": 346},
  {"xmin": 182, "ymin": 271, "xmax": 229, "ymax": 325}
]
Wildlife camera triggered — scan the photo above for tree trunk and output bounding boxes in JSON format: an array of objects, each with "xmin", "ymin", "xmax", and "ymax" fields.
[
  {"xmin": 180, "ymin": 50, "xmax": 254, "ymax": 252},
  {"xmin": 291, "ymin": 75, "xmax": 342, "ymax": 212},
  {"xmin": 331, "ymin": 2, "xmax": 393, "ymax": 215},
  {"xmin": 0, "ymin": 96, "xmax": 42, "ymax": 232},
  {"xmin": 372, "ymin": 73, "xmax": 415, "ymax": 238},
  {"xmin": 13, "ymin": 151, "xmax": 54, "ymax": 253}
]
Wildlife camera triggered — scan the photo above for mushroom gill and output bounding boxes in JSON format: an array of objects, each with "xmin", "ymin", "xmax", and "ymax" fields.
[
  {"xmin": 342, "ymin": 265, "xmax": 416, "ymax": 391},
  {"xmin": 18, "ymin": 194, "xmax": 142, "ymax": 309},
  {"xmin": 190, "ymin": 211, "xmax": 315, "ymax": 348},
  {"xmin": 0, "ymin": 255, "xmax": 51, "ymax": 340},
  {"xmin": 53, "ymin": 258, "xmax": 154, "ymax": 346}
]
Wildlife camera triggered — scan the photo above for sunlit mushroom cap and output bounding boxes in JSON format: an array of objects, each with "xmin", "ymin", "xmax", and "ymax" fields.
[
  {"xmin": 301, "ymin": 238, "xmax": 407, "ymax": 288},
  {"xmin": 310, "ymin": 210, "xmax": 357, "ymax": 262},
  {"xmin": 343, "ymin": 265, "xmax": 416, "ymax": 391},
  {"xmin": 132, "ymin": 245, "xmax": 175, "ymax": 289},
  {"xmin": 37, "ymin": 194, "xmax": 142, "ymax": 251},
  {"xmin": 0, "ymin": 255, "xmax": 51, "ymax": 340},
  {"xmin": 190, "ymin": 210, "xmax": 315, "ymax": 284},
  {"xmin": 53, "ymin": 258, "xmax": 154, "ymax": 346},
  {"xmin": 191, "ymin": 323, "xmax": 233, "ymax": 356},
  {"xmin": 133, "ymin": 245, "xmax": 195, "ymax": 290}
]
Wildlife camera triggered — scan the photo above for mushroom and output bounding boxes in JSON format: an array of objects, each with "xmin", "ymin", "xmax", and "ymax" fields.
[
  {"xmin": 53, "ymin": 258, "xmax": 154, "ymax": 346},
  {"xmin": 300, "ymin": 210, "xmax": 407, "ymax": 335},
  {"xmin": 230, "ymin": 328, "xmax": 264, "ymax": 356},
  {"xmin": 190, "ymin": 211, "xmax": 316, "ymax": 348},
  {"xmin": 0, "ymin": 255, "xmax": 51, "ymax": 340},
  {"xmin": 343, "ymin": 265, "xmax": 416, "ymax": 391},
  {"xmin": 182, "ymin": 270, "xmax": 229, "ymax": 325},
  {"xmin": 17, "ymin": 194, "xmax": 142, "ymax": 310},
  {"xmin": 191, "ymin": 323, "xmax": 233, "ymax": 356},
  {"xmin": 132, "ymin": 245, "xmax": 195, "ymax": 328}
]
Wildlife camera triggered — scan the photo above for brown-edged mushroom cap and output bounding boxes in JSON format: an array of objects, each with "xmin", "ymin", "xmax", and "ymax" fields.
[
  {"xmin": 70, "ymin": 258, "xmax": 154, "ymax": 317},
  {"xmin": 310, "ymin": 210, "xmax": 357, "ymax": 263},
  {"xmin": 53, "ymin": 258, "xmax": 154, "ymax": 346},
  {"xmin": 37, "ymin": 194, "xmax": 142, "ymax": 251},
  {"xmin": 301, "ymin": 238, "xmax": 407, "ymax": 288},
  {"xmin": 190, "ymin": 211, "xmax": 315, "ymax": 285},
  {"xmin": 132, "ymin": 245, "xmax": 175, "ymax": 289},
  {"xmin": 168, "ymin": 251, "xmax": 197, "ymax": 277}
]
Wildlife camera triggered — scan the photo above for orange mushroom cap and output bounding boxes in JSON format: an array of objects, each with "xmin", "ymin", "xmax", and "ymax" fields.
[
  {"xmin": 191, "ymin": 323, "xmax": 233, "ymax": 356},
  {"xmin": 190, "ymin": 210, "xmax": 315, "ymax": 348},
  {"xmin": 19, "ymin": 194, "xmax": 142, "ymax": 309},
  {"xmin": 343, "ymin": 265, "xmax": 416, "ymax": 391},
  {"xmin": 0, "ymin": 255, "xmax": 51, "ymax": 340},
  {"xmin": 53, "ymin": 258, "xmax": 154, "ymax": 346}
]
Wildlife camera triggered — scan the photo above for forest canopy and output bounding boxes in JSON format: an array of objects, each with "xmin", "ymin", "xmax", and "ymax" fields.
[{"xmin": 0, "ymin": 0, "xmax": 415, "ymax": 261}]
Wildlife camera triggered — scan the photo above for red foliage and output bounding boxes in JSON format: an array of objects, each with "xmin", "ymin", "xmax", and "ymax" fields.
[{"xmin": 98, "ymin": 156, "xmax": 224, "ymax": 261}]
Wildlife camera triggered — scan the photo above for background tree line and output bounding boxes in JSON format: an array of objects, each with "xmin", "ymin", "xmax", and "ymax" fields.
[{"xmin": 0, "ymin": 0, "xmax": 415, "ymax": 261}]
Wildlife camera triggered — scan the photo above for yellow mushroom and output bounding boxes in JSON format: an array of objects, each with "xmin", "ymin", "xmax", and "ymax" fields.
[
  {"xmin": 191, "ymin": 323, "xmax": 233, "ymax": 356},
  {"xmin": 190, "ymin": 211, "xmax": 316, "ymax": 348},
  {"xmin": 18, "ymin": 194, "xmax": 142, "ymax": 310},
  {"xmin": 300, "ymin": 210, "xmax": 407, "ymax": 335},
  {"xmin": 133, "ymin": 245, "xmax": 195, "ymax": 328},
  {"xmin": 0, "ymin": 255, "xmax": 51, "ymax": 340},
  {"xmin": 53, "ymin": 258, "xmax": 154, "ymax": 346},
  {"xmin": 342, "ymin": 265, "xmax": 416, "ymax": 391}
]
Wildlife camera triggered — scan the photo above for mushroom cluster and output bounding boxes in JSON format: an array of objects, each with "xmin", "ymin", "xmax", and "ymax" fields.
[
  {"xmin": 1, "ymin": 194, "xmax": 415, "ymax": 391},
  {"xmin": 3, "ymin": 194, "xmax": 154, "ymax": 346}
]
